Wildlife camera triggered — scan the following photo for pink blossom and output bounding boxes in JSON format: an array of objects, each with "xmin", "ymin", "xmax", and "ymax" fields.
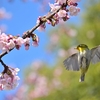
[
  {"xmin": 36, "ymin": 16, "xmax": 46, "ymax": 31},
  {"xmin": 23, "ymin": 37, "xmax": 30, "ymax": 50},
  {"xmin": 58, "ymin": 10, "xmax": 67, "ymax": 18},
  {"xmin": 32, "ymin": 35, "xmax": 39, "ymax": 46},
  {"xmin": 31, "ymin": 86, "xmax": 48, "ymax": 98},
  {"xmin": 58, "ymin": 49, "xmax": 67, "ymax": 57},
  {"xmin": 47, "ymin": 14, "xmax": 59, "ymax": 25},
  {"xmin": 69, "ymin": 5, "xmax": 80, "ymax": 16},
  {"xmin": 55, "ymin": 0, "xmax": 66, "ymax": 5},
  {"xmin": 0, "ymin": 83, "xmax": 3, "ymax": 90},
  {"xmin": 27, "ymin": 72, "xmax": 38, "ymax": 83},
  {"xmin": 36, "ymin": 16, "xmax": 41, "ymax": 25},
  {"xmin": 37, "ymin": 23, "xmax": 46, "ymax": 31},
  {"xmin": 0, "ymin": 67, "xmax": 20, "ymax": 90},
  {"xmin": 49, "ymin": 3, "xmax": 60, "ymax": 12},
  {"xmin": 6, "ymin": 40, "xmax": 15, "ymax": 49},
  {"xmin": 54, "ymin": 67, "xmax": 62, "ymax": 77},
  {"xmin": 30, "ymin": 76, "xmax": 49, "ymax": 98},
  {"xmin": 0, "ymin": 32, "xmax": 8, "ymax": 42},
  {"xmin": 70, "ymin": 0, "xmax": 80, "ymax": 3},
  {"xmin": 31, "ymin": 60, "xmax": 43, "ymax": 70},
  {"xmin": 0, "ymin": 32, "xmax": 10, "ymax": 52},
  {"xmin": 50, "ymin": 33, "xmax": 59, "ymax": 45},
  {"xmin": 14, "ymin": 37, "xmax": 24, "ymax": 50}
]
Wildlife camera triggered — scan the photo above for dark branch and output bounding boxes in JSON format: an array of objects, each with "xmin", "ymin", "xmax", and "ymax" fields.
[{"xmin": 0, "ymin": 59, "xmax": 8, "ymax": 73}]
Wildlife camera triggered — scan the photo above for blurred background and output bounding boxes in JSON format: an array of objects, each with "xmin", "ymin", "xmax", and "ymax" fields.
[{"xmin": 0, "ymin": 0, "xmax": 100, "ymax": 100}]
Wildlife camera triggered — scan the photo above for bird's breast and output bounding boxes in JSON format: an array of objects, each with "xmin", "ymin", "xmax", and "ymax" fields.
[{"xmin": 78, "ymin": 50, "xmax": 91, "ymax": 69}]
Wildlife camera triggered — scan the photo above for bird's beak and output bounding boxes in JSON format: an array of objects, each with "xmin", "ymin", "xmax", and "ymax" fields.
[
  {"xmin": 74, "ymin": 47, "xmax": 79, "ymax": 51},
  {"xmin": 74, "ymin": 47, "xmax": 77, "ymax": 50}
]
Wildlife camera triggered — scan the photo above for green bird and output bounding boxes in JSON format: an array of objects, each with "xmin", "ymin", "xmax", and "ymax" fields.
[{"xmin": 63, "ymin": 44, "xmax": 100, "ymax": 82}]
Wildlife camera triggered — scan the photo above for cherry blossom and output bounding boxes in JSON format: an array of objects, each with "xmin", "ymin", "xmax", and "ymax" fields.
[
  {"xmin": 55, "ymin": 0, "xmax": 67, "ymax": 5},
  {"xmin": 0, "ymin": 67, "xmax": 20, "ymax": 90},
  {"xmin": 70, "ymin": 0, "xmax": 80, "ymax": 3},
  {"xmin": 36, "ymin": 16, "xmax": 46, "ymax": 31},
  {"xmin": 23, "ymin": 37, "xmax": 30, "ymax": 50},
  {"xmin": 0, "ymin": 30, "xmax": 39, "ymax": 52},
  {"xmin": 32, "ymin": 34, "xmax": 39, "ymax": 46},
  {"xmin": 58, "ymin": 9, "xmax": 67, "ymax": 18},
  {"xmin": 69, "ymin": 5, "xmax": 80, "ymax": 16},
  {"xmin": 36, "ymin": 0, "xmax": 80, "ymax": 31},
  {"xmin": 49, "ymin": 3, "xmax": 60, "ymax": 12}
]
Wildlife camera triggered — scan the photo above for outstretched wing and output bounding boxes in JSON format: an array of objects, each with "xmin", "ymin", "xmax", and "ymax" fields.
[
  {"xmin": 63, "ymin": 53, "xmax": 80, "ymax": 71},
  {"xmin": 91, "ymin": 45, "xmax": 100, "ymax": 64}
]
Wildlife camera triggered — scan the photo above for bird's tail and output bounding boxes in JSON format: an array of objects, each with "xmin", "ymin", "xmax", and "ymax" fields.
[{"xmin": 79, "ymin": 74, "xmax": 85, "ymax": 82}]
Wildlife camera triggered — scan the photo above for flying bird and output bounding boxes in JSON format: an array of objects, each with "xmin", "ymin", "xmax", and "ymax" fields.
[{"xmin": 63, "ymin": 44, "xmax": 100, "ymax": 82}]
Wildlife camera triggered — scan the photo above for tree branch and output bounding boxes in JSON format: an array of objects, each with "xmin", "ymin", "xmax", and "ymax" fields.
[
  {"xmin": 0, "ymin": 6, "xmax": 62, "ymax": 58},
  {"xmin": 0, "ymin": 59, "xmax": 8, "ymax": 73}
]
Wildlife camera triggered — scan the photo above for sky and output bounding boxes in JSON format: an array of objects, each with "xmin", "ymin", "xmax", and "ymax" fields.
[{"xmin": 0, "ymin": 0, "xmax": 83, "ymax": 99}]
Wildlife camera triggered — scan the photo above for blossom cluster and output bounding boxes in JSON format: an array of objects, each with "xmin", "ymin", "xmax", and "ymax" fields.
[
  {"xmin": 0, "ymin": 67, "xmax": 20, "ymax": 90},
  {"xmin": 0, "ymin": 31, "xmax": 39, "ymax": 52},
  {"xmin": 37, "ymin": 0, "xmax": 80, "ymax": 31}
]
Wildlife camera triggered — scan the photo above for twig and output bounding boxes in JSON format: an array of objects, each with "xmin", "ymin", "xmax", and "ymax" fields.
[{"xmin": 0, "ymin": 59, "xmax": 8, "ymax": 73}]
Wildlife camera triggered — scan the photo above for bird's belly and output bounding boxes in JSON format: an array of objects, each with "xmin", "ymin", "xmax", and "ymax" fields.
[
  {"xmin": 80, "ymin": 57, "xmax": 89, "ymax": 73},
  {"xmin": 81, "ymin": 57, "xmax": 87, "ymax": 68}
]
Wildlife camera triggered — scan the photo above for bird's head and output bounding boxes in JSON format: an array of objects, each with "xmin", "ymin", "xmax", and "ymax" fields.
[{"xmin": 75, "ymin": 44, "xmax": 89, "ymax": 53}]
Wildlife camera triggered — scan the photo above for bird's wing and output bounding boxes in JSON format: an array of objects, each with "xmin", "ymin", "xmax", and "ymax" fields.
[
  {"xmin": 63, "ymin": 53, "xmax": 80, "ymax": 71},
  {"xmin": 90, "ymin": 45, "xmax": 100, "ymax": 64}
]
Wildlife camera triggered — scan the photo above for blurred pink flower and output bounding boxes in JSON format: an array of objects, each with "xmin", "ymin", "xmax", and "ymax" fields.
[
  {"xmin": 36, "ymin": 76, "xmax": 48, "ymax": 87},
  {"xmin": 27, "ymin": 72, "xmax": 38, "ymax": 83},
  {"xmin": 0, "ymin": 8, "xmax": 11, "ymax": 19},
  {"xmin": 30, "ymin": 76, "xmax": 49, "ymax": 98},
  {"xmin": 31, "ymin": 60, "xmax": 43, "ymax": 70},
  {"xmin": 58, "ymin": 49, "xmax": 67, "ymax": 58},
  {"xmin": 51, "ymin": 78, "xmax": 62, "ymax": 89},
  {"xmin": 54, "ymin": 67, "xmax": 62, "ymax": 77},
  {"xmin": 69, "ymin": 5, "xmax": 80, "ymax": 16},
  {"xmin": 67, "ymin": 29, "xmax": 77, "ymax": 37},
  {"xmin": 0, "ymin": 25, "xmax": 7, "ymax": 32},
  {"xmin": 50, "ymin": 33, "xmax": 59, "ymax": 45}
]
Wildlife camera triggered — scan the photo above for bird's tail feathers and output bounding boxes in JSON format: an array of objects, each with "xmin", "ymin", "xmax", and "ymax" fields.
[{"xmin": 79, "ymin": 74, "xmax": 85, "ymax": 82}]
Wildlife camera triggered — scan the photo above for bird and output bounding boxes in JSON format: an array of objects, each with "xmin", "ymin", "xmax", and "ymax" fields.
[{"xmin": 63, "ymin": 44, "xmax": 100, "ymax": 82}]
